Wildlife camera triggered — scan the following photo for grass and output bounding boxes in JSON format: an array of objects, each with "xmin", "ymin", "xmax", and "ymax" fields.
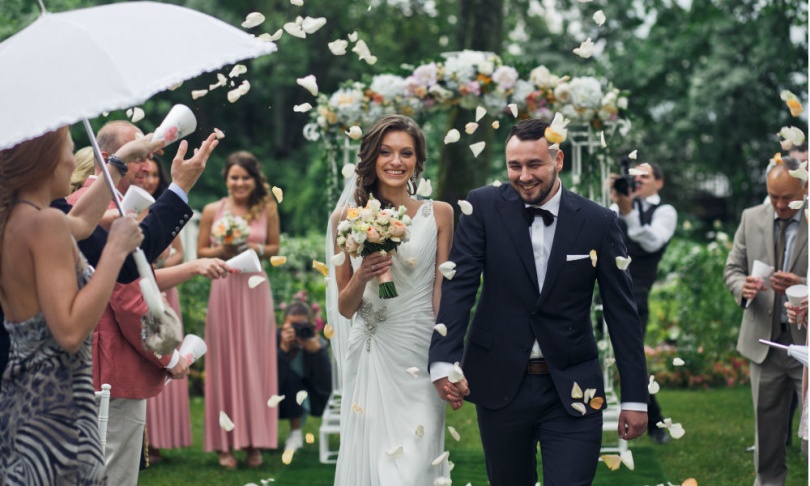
[{"xmin": 138, "ymin": 387, "xmax": 808, "ymax": 485}]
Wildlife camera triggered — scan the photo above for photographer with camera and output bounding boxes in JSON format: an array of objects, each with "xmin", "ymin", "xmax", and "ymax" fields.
[
  {"xmin": 610, "ymin": 159, "xmax": 677, "ymax": 444},
  {"xmin": 277, "ymin": 299, "xmax": 332, "ymax": 452}
]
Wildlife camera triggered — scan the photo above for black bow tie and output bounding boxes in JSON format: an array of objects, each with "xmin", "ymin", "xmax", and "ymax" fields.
[{"xmin": 524, "ymin": 206, "xmax": 555, "ymax": 226}]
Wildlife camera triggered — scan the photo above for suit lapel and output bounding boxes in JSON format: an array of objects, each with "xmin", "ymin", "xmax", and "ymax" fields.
[
  {"xmin": 786, "ymin": 212, "xmax": 808, "ymax": 271},
  {"xmin": 762, "ymin": 206, "xmax": 775, "ymax": 266},
  {"xmin": 495, "ymin": 186, "xmax": 539, "ymax": 293},
  {"xmin": 538, "ymin": 189, "xmax": 585, "ymax": 305}
]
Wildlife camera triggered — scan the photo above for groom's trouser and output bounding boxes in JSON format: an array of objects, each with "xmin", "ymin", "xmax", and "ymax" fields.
[{"xmin": 476, "ymin": 373, "xmax": 602, "ymax": 486}]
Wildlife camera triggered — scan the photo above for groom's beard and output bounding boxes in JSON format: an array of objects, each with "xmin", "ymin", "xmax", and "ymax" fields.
[{"xmin": 519, "ymin": 167, "xmax": 558, "ymax": 206}]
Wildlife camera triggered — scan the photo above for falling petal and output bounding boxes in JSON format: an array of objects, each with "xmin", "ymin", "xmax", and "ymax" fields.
[
  {"xmin": 213, "ymin": 128, "xmax": 225, "ymax": 139},
  {"xmin": 248, "ymin": 276, "xmax": 266, "ymax": 289},
  {"xmin": 407, "ymin": 257, "xmax": 418, "ymax": 267},
  {"xmin": 297, "ymin": 75, "xmax": 319, "ymax": 96},
  {"xmin": 209, "ymin": 73, "xmax": 228, "ymax": 91},
  {"xmin": 584, "ymin": 388, "xmax": 596, "ymax": 402},
  {"xmin": 241, "ymin": 12, "xmax": 266, "ymax": 29},
  {"xmin": 447, "ymin": 426, "xmax": 461, "ymax": 441},
  {"xmin": 444, "ymin": 129, "xmax": 461, "ymax": 144},
  {"xmin": 620, "ymin": 449, "xmax": 634, "ymax": 470},
  {"xmin": 605, "ymin": 357, "xmax": 615, "ymax": 366},
  {"xmin": 573, "ymin": 37, "xmax": 594, "ymax": 58},
  {"xmin": 191, "ymin": 89, "xmax": 208, "ymax": 100},
  {"xmin": 448, "ymin": 362, "xmax": 465, "ymax": 383},
  {"xmin": 291, "ymin": 0, "xmax": 303, "ymax": 5},
  {"xmin": 281, "ymin": 449, "xmax": 294, "ymax": 464},
  {"xmin": 672, "ymin": 357, "xmax": 685, "ymax": 366},
  {"xmin": 323, "ymin": 324, "xmax": 335, "ymax": 340},
  {"xmin": 219, "ymin": 411, "xmax": 235, "ymax": 431},
  {"xmin": 431, "ymin": 451, "xmax": 450, "ymax": 467},
  {"xmin": 416, "ymin": 178, "xmax": 433, "ymax": 197},
  {"xmin": 312, "ymin": 260, "xmax": 329, "ymax": 276},
  {"xmin": 352, "ymin": 403, "xmax": 364, "ymax": 414},
  {"xmin": 628, "ymin": 150, "xmax": 638, "ymax": 160},
  {"xmin": 227, "ymin": 87, "xmax": 243, "ymax": 103},
  {"xmin": 346, "ymin": 126, "xmax": 363, "ymax": 140},
  {"xmin": 648, "ymin": 375, "xmax": 660, "ymax": 395},
  {"xmin": 238, "ymin": 80, "xmax": 250, "ymax": 96},
  {"xmin": 615, "ymin": 256, "xmax": 632, "ymax": 270},
  {"xmin": 169, "ymin": 81, "xmax": 183, "ymax": 91},
  {"xmin": 415, "ymin": 425, "xmax": 425, "ymax": 437},
  {"xmin": 589, "ymin": 249, "xmax": 597, "ymax": 268},
  {"xmin": 283, "ymin": 22, "xmax": 306, "ymax": 38},
  {"xmin": 682, "ymin": 479, "xmax": 698, "ymax": 486},
  {"xmin": 589, "ymin": 396, "xmax": 604, "ymax": 409},
  {"xmin": 127, "ymin": 107, "xmax": 145, "ymax": 123},
  {"xmin": 268, "ymin": 29, "xmax": 284, "ymax": 41},
  {"xmin": 600, "ymin": 131, "xmax": 606, "ymax": 148},
  {"xmin": 593, "ymin": 10, "xmax": 606, "ymax": 26},
  {"xmin": 571, "ymin": 382, "xmax": 583, "ymax": 399},
  {"xmin": 348, "ymin": 31, "xmax": 358, "ymax": 42},
  {"xmin": 296, "ymin": 390, "xmax": 308, "ymax": 405},
  {"xmin": 545, "ymin": 112, "xmax": 570, "ymax": 144},
  {"xmin": 434, "ymin": 324, "xmax": 447, "ymax": 336},
  {"xmin": 548, "ymin": 143, "xmax": 560, "ymax": 151},
  {"xmin": 457, "ymin": 200, "xmax": 473, "ymax": 215},
  {"xmin": 229, "ymin": 64, "xmax": 247, "ymax": 78},
  {"xmin": 669, "ymin": 423, "xmax": 686, "ymax": 439},
  {"xmin": 508, "ymin": 103, "xmax": 518, "ymax": 118},
  {"xmin": 352, "ymin": 40, "xmax": 375, "ymax": 63},
  {"xmin": 293, "ymin": 103, "xmax": 313, "ymax": 112},
  {"xmin": 331, "ymin": 252, "xmax": 346, "ymax": 266},
  {"xmin": 601, "ymin": 454, "xmax": 621, "ymax": 471},
  {"xmin": 475, "ymin": 106, "xmax": 487, "ymax": 122},
  {"xmin": 386, "ymin": 445, "xmax": 404, "ymax": 458},
  {"xmin": 789, "ymin": 168, "xmax": 808, "ymax": 181},
  {"xmin": 492, "ymin": 180, "xmax": 502, "ymax": 187},
  {"xmin": 571, "ymin": 402, "xmax": 587, "ymax": 415},
  {"xmin": 305, "ymin": 433, "xmax": 314, "ymax": 444},
  {"xmin": 257, "ymin": 33, "xmax": 275, "ymax": 42},
  {"xmin": 470, "ymin": 141, "xmax": 486, "ymax": 158},
  {"xmin": 270, "ymin": 256, "xmax": 287, "ymax": 267},
  {"xmin": 301, "ymin": 16, "xmax": 327, "ymax": 34},
  {"xmin": 272, "ymin": 186, "xmax": 283, "ymax": 203},
  {"xmin": 434, "ymin": 478, "xmax": 452, "ymax": 486},
  {"xmin": 439, "ymin": 261, "xmax": 457, "ymax": 280},
  {"xmin": 789, "ymin": 200, "xmax": 804, "ymax": 209},
  {"xmin": 406, "ymin": 367, "xmax": 419, "ymax": 378},
  {"xmin": 465, "ymin": 122, "xmax": 479, "ymax": 135},
  {"xmin": 267, "ymin": 394, "xmax": 286, "ymax": 407},
  {"xmin": 341, "ymin": 163, "xmax": 356, "ymax": 179},
  {"xmin": 492, "ymin": 121, "xmax": 500, "ymax": 129}
]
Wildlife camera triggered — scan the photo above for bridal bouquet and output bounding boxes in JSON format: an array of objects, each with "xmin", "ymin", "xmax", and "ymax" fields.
[
  {"xmin": 335, "ymin": 195, "xmax": 412, "ymax": 299},
  {"xmin": 211, "ymin": 211, "xmax": 250, "ymax": 246}
]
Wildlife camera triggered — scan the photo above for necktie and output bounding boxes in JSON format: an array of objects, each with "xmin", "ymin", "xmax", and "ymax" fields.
[
  {"xmin": 524, "ymin": 206, "xmax": 555, "ymax": 226},
  {"xmin": 772, "ymin": 219, "xmax": 790, "ymax": 338}
]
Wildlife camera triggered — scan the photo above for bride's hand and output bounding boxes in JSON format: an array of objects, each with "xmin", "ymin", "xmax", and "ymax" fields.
[
  {"xmin": 432, "ymin": 377, "xmax": 470, "ymax": 411},
  {"xmin": 358, "ymin": 253, "xmax": 392, "ymax": 283}
]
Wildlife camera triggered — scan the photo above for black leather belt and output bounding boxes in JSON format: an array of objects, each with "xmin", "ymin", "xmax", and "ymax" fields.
[{"xmin": 527, "ymin": 358, "xmax": 549, "ymax": 375}]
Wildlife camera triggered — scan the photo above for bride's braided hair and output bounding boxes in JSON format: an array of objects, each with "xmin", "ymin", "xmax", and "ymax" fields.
[{"xmin": 354, "ymin": 115, "xmax": 426, "ymax": 209}]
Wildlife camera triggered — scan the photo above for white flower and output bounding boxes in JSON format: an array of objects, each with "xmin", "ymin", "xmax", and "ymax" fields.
[
  {"xmin": 529, "ymin": 65, "xmax": 559, "ymax": 89},
  {"xmin": 416, "ymin": 178, "xmax": 433, "ymax": 197},
  {"xmin": 328, "ymin": 39, "xmax": 348, "ymax": 55},
  {"xmin": 411, "ymin": 62, "xmax": 438, "ymax": 87},
  {"xmin": 457, "ymin": 200, "xmax": 473, "ymax": 215},
  {"xmin": 241, "ymin": 12, "xmax": 265, "ymax": 29},
  {"xmin": 369, "ymin": 74, "xmax": 407, "ymax": 102},
  {"xmin": 444, "ymin": 129, "xmax": 461, "ymax": 144},
  {"xmin": 491, "ymin": 66, "xmax": 519, "ymax": 90},
  {"xmin": 297, "ymin": 75, "xmax": 318, "ymax": 96},
  {"xmin": 593, "ymin": 10, "xmax": 606, "ymax": 26},
  {"xmin": 439, "ymin": 261, "xmax": 457, "ymax": 280},
  {"xmin": 573, "ymin": 38, "xmax": 594, "ymax": 58}
]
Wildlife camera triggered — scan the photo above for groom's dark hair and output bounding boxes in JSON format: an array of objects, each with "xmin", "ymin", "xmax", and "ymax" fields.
[{"xmin": 506, "ymin": 118, "xmax": 551, "ymax": 145}]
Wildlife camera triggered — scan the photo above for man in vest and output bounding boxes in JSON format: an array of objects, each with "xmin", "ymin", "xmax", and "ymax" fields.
[{"xmin": 610, "ymin": 161, "xmax": 677, "ymax": 444}]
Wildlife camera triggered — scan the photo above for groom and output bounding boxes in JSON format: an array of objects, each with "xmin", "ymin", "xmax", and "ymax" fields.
[{"xmin": 429, "ymin": 118, "xmax": 649, "ymax": 485}]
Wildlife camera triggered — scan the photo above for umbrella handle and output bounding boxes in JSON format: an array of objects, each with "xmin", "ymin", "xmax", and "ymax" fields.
[
  {"xmin": 83, "ymin": 119, "xmax": 125, "ymax": 216},
  {"xmin": 758, "ymin": 338, "xmax": 790, "ymax": 350}
]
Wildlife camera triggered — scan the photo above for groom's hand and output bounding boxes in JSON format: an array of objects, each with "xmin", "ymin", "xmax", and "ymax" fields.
[
  {"xmin": 618, "ymin": 410, "xmax": 647, "ymax": 440},
  {"xmin": 433, "ymin": 377, "xmax": 470, "ymax": 411}
]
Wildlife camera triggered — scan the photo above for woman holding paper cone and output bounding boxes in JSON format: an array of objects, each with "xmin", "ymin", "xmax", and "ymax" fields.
[{"xmin": 197, "ymin": 150, "xmax": 280, "ymax": 468}]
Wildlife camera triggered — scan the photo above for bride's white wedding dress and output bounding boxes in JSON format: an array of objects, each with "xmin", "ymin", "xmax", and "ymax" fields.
[{"xmin": 334, "ymin": 201, "xmax": 449, "ymax": 485}]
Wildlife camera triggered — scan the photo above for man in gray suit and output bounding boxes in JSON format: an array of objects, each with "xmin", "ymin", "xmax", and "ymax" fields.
[{"xmin": 724, "ymin": 156, "xmax": 808, "ymax": 485}]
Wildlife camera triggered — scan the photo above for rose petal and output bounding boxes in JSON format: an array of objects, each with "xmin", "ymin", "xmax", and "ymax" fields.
[
  {"xmin": 328, "ymin": 39, "xmax": 348, "ymax": 55},
  {"xmin": 241, "ymin": 12, "xmax": 266, "ymax": 29},
  {"xmin": 669, "ymin": 423, "xmax": 686, "ymax": 439},
  {"xmin": 209, "ymin": 73, "xmax": 228, "ymax": 91},
  {"xmin": 584, "ymin": 388, "xmax": 596, "ymax": 402},
  {"xmin": 492, "ymin": 180, "xmax": 502, "ymax": 187},
  {"xmin": 331, "ymin": 252, "xmax": 346, "ymax": 266},
  {"xmin": 272, "ymin": 186, "xmax": 283, "ymax": 203},
  {"xmin": 470, "ymin": 141, "xmax": 486, "ymax": 158},
  {"xmin": 600, "ymin": 130, "xmax": 606, "ymax": 148},
  {"xmin": 248, "ymin": 276, "xmax": 266, "ymax": 289},
  {"xmin": 447, "ymin": 426, "xmax": 461, "ymax": 441},
  {"xmin": 386, "ymin": 445, "xmax": 404, "ymax": 458},
  {"xmin": 789, "ymin": 200, "xmax": 804, "ymax": 209},
  {"xmin": 672, "ymin": 357, "xmax": 685, "ymax": 366},
  {"xmin": 168, "ymin": 81, "xmax": 183, "ymax": 91},
  {"xmin": 492, "ymin": 121, "xmax": 500, "ymax": 129},
  {"xmin": 406, "ymin": 367, "xmax": 419, "ymax": 378},
  {"xmin": 615, "ymin": 256, "xmax": 632, "ymax": 270},
  {"xmin": 573, "ymin": 37, "xmax": 594, "ymax": 58},
  {"xmin": 789, "ymin": 169, "xmax": 808, "ymax": 181},
  {"xmin": 415, "ymin": 425, "xmax": 425, "ymax": 437},
  {"xmin": 267, "ymin": 394, "xmax": 286, "ymax": 407},
  {"xmin": 416, "ymin": 178, "xmax": 433, "ymax": 197},
  {"xmin": 648, "ymin": 375, "xmax": 660, "ymax": 395},
  {"xmin": 283, "ymin": 22, "xmax": 306, "ymax": 38},
  {"xmin": 291, "ymin": 0, "xmax": 304, "ymax": 5},
  {"xmin": 571, "ymin": 382, "xmax": 583, "ymax": 399},
  {"xmin": 323, "ymin": 324, "xmax": 335, "ymax": 340},
  {"xmin": 431, "ymin": 451, "xmax": 450, "ymax": 467},
  {"xmin": 447, "ymin": 362, "xmax": 464, "ymax": 383},
  {"xmin": 548, "ymin": 143, "xmax": 560, "ymax": 151},
  {"xmin": 628, "ymin": 149, "xmax": 638, "ymax": 160},
  {"xmin": 270, "ymin": 256, "xmax": 287, "ymax": 267},
  {"xmin": 620, "ymin": 449, "xmax": 634, "ymax": 470},
  {"xmin": 219, "ymin": 410, "xmax": 235, "ymax": 431},
  {"xmin": 293, "ymin": 103, "xmax": 313, "ymax": 112},
  {"xmin": 301, "ymin": 16, "xmax": 327, "ymax": 34},
  {"xmin": 348, "ymin": 31, "xmax": 358, "ymax": 42},
  {"xmin": 605, "ymin": 357, "xmax": 615, "ymax": 366},
  {"xmin": 229, "ymin": 64, "xmax": 247, "ymax": 78},
  {"xmin": 341, "ymin": 163, "xmax": 356, "ymax": 179},
  {"xmin": 593, "ymin": 10, "xmax": 606, "ymax": 26},
  {"xmin": 589, "ymin": 396, "xmax": 605, "ymax": 409},
  {"xmin": 238, "ymin": 80, "xmax": 250, "ymax": 96},
  {"xmin": 434, "ymin": 324, "xmax": 447, "ymax": 336},
  {"xmin": 465, "ymin": 122, "xmax": 479, "ymax": 135},
  {"xmin": 268, "ymin": 29, "xmax": 284, "ymax": 41},
  {"xmin": 444, "ymin": 129, "xmax": 461, "ymax": 144},
  {"xmin": 227, "ymin": 87, "xmax": 243, "ymax": 103},
  {"xmin": 601, "ymin": 454, "xmax": 621, "ymax": 471},
  {"xmin": 213, "ymin": 128, "xmax": 225, "ymax": 139},
  {"xmin": 589, "ymin": 249, "xmax": 597, "ymax": 268},
  {"xmin": 191, "ymin": 89, "xmax": 208, "ymax": 100},
  {"xmin": 306, "ymin": 433, "xmax": 314, "ymax": 444},
  {"xmin": 281, "ymin": 449, "xmax": 294, "ymax": 464},
  {"xmin": 571, "ymin": 402, "xmax": 587, "ymax": 415},
  {"xmin": 457, "ymin": 200, "xmax": 473, "ymax": 215},
  {"xmin": 438, "ymin": 261, "xmax": 457, "ymax": 280},
  {"xmin": 296, "ymin": 390, "xmax": 308, "ymax": 405},
  {"xmin": 475, "ymin": 106, "xmax": 487, "ymax": 122},
  {"xmin": 297, "ymin": 75, "xmax": 318, "ymax": 96},
  {"xmin": 434, "ymin": 478, "xmax": 452, "ymax": 486},
  {"xmin": 508, "ymin": 103, "xmax": 518, "ymax": 118},
  {"xmin": 126, "ymin": 107, "xmax": 145, "ymax": 123},
  {"xmin": 346, "ymin": 126, "xmax": 363, "ymax": 140},
  {"xmin": 312, "ymin": 260, "xmax": 329, "ymax": 276}
]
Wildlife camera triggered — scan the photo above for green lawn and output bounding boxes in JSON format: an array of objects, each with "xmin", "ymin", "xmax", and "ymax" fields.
[{"xmin": 138, "ymin": 387, "xmax": 808, "ymax": 485}]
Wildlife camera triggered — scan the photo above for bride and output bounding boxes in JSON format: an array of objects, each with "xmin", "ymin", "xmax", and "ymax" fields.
[{"xmin": 328, "ymin": 114, "xmax": 454, "ymax": 485}]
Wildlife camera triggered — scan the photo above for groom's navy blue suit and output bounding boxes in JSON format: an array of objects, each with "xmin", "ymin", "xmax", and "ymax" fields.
[{"xmin": 429, "ymin": 183, "xmax": 648, "ymax": 485}]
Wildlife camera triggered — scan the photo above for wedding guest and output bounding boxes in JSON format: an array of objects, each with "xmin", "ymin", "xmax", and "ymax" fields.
[
  {"xmin": 330, "ymin": 114, "xmax": 455, "ymax": 484},
  {"xmin": 143, "ymin": 157, "xmax": 192, "ymax": 464},
  {"xmin": 786, "ymin": 296, "xmax": 809, "ymax": 456},
  {"xmin": 0, "ymin": 127, "xmax": 145, "ymax": 483},
  {"xmin": 197, "ymin": 150, "xmax": 280, "ymax": 468},
  {"xmin": 277, "ymin": 300, "xmax": 331, "ymax": 451},
  {"xmin": 71, "ymin": 146, "xmax": 97, "ymax": 194}
]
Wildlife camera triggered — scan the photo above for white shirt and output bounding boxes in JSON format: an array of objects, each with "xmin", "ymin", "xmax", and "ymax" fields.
[{"xmin": 610, "ymin": 194, "xmax": 677, "ymax": 253}]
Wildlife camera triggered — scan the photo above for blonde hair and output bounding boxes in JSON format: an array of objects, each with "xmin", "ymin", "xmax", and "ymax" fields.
[{"xmin": 71, "ymin": 146, "xmax": 96, "ymax": 194}]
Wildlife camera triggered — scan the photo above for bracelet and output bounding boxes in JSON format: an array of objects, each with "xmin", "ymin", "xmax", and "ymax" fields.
[{"xmin": 107, "ymin": 154, "xmax": 128, "ymax": 176}]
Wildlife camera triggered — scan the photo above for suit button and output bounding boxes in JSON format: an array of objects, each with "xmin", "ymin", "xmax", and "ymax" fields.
[
  {"xmin": 184, "ymin": 214, "xmax": 189, "ymax": 218},
  {"xmin": 171, "ymin": 231, "xmax": 177, "ymax": 237},
  {"xmin": 179, "ymin": 219, "xmax": 184, "ymax": 224}
]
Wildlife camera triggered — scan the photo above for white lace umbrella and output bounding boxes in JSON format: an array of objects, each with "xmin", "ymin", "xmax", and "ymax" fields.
[
  {"xmin": 759, "ymin": 339, "xmax": 809, "ymax": 366},
  {"xmin": 0, "ymin": 1, "xmax": 277, "ymax": 316}
]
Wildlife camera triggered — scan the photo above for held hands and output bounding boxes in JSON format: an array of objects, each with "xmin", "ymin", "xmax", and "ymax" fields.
[
  {"xmin": 358, "ymin": 252, "xmax": 393, "ymax": 283},
  {"xmin": 618, "ymin": 410, "xmax": 647, "ymax": 440},
  {"xmin": 106, "ymin": 213, "xmax": 144, "ymax": 255},
  {"xmin": 433, "ymin": 377, "xmax": 470, "ymax": 411},
  {"xmin": 770, "ymin": 271, "xmax": 802, "ymax": 294},
  {"xmin": 170, "ymin": 133, "xmax": 219, "ymax": 195}
]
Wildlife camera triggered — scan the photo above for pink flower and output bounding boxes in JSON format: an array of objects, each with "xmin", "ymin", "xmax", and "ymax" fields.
[
  {"xmin": 345, "ymin": 236, "xmax": 359, "ymax": 253},
  {"xmin": 366, "ymin": 226, "xmax": 382, "ymax": 243},
  {"xmin": 163, "ymin": 125, "xmax": 179, "ymax": 142},
  {"xmin": 389, "ymin": 220, "xmax": 406, "ymax": 238}
]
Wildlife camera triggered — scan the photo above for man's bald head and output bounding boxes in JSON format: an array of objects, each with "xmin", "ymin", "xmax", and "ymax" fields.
[
  {"xmin": 767, "ymin": 156, "xmax": 806, "ymax": 220},
  {"xmin": 97, "ymin": 120, "xmax": 142, "ymax": 155}
]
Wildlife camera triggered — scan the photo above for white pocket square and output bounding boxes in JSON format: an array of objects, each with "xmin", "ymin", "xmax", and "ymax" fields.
[{"xmin": 566, "ymin": 254, "xmax": 589, "ymax": 261}]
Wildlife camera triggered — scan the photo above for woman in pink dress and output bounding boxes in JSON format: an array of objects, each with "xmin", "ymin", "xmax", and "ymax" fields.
[
  {"xmin": 144, "ymin": 158, "xmax": 192, "ymax": 464},
  {"xmin": 197, "ymin": 151, "xmax": 280, "ymax": 469}
]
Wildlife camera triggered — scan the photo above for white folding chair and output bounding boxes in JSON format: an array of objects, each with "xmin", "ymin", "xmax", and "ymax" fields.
[{"xmin": 94, "ymin": 383, "xmax": 111, "ymax": 452}]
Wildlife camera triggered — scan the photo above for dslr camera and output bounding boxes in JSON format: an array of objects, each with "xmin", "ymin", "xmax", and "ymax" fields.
[
  {"xmin": 292, "ymin": 321, "xmax": 315, "ymax": 340},
  {"xmin": 612, "ymin": 155, "xmax": 637, "ymax": 197}
]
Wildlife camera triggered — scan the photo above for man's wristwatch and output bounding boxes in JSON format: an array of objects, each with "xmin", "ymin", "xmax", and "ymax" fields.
[{"xmin": 107, "ymin": 154, "xmax": 128, "ymax": 176}]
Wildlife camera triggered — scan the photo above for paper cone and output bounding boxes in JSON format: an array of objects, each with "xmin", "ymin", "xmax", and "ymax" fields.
[
  {"xmin": 786, "ymin": 284, "xmax": 808, "ymax": 306},
  {"xmin": 747, "ymin": 260, "xmax": 775, "ymax": 308},
  {"xmin": 153, "ymin": 104, "xmax": 197, "ymax": 145},
  {"xmin": 120, "ymin": 185, "xmax": 155, "ymax": 213},
  {"xmin": 179, "ymin": 334, "xmax": 207, "ymax": 362},
  {"xmin": 227, "ymin": 249, "xmax": 262, "ymax": 273}
]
